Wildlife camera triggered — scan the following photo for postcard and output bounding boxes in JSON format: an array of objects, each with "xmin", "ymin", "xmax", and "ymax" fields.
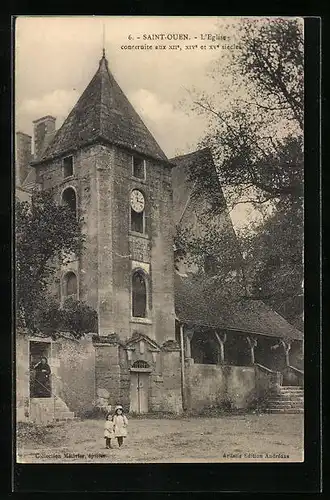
[{"xmin": 15, "ymin": 15, "xmax": 305, "ymax": 465}]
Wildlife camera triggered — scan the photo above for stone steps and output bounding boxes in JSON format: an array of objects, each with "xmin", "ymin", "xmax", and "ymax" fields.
[
  {"xmin": 266, "ymin": 400, "xmax": 303, "ymax": 407},
  {"xmin": 262, "ymin": 386, "xmax": 304, "ymax": 414},
  {"xmin": 263, "ymin": 408, "xmax": 304, "ymax": 414},
  {"xmin": 30, "ymin": 397, "xmax": 75, "ymax": 423}
]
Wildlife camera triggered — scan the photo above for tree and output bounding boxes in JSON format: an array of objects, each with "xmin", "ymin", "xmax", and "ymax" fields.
[
  {"xmin": 16, "ymin": 190, "xmax": 97, "ymax": 337},
  {"xmin": 179, "ymin": 18, "xmax": 304, "ymax": 324},
  {"xmin": 240, "ymin": 201, "xmax": 303, "ymax": 323}
]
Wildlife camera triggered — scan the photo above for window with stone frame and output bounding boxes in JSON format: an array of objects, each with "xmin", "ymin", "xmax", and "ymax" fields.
[
  {"xmin": 132, "ymin": 271, "xmax": 147, "ymax": 318},
  {"xmin": 132, "ymin": 155, "xmax": 146, "ymax": 180},
  {"xmin": 62, "ymin": 187, "xmax": 77, "ymax": 218},
  {"xmin": 63, "ymin": 271, "xmax": 78, "ymax": 301},
  {"xmin": 63, "ymin": 156, "xmax": 73, "ymax": 178},
  {"xmin": 131, "ymin": 208, "xmax": 144, "ymax": 233}
]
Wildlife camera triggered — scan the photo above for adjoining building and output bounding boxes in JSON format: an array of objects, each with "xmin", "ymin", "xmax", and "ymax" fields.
[{"xmin": 16, "ymin": 52, "xmax": 303, "ymax": 422}]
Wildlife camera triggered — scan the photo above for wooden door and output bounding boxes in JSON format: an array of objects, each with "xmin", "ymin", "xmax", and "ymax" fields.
[{"xmin": 130, "ymin": 372, "xmax": 149, "ymax": 413}]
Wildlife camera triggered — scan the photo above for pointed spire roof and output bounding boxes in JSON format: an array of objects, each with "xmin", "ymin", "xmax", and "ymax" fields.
[{"xmin": 39, "ymin": 54, "xmax": 168, "ymax": 163}]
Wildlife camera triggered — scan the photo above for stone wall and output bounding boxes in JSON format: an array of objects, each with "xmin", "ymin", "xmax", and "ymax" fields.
[
  {"xmin": 94, "ymin": 342, "xmax": 121, "ymax": 408},
  {"xmin": 150, "ymin": 350, "xmax": 182, "ymax": 413},
  {"xmin": 56, "ymin": 336, "xmax": 96, "ymax": 416},
  {"xmin": 223, "ymin": 365, "xmax": 256, "ymax": 408},
  {"xmin": 185, "ymin": 363, "xmax": 257, "ymax": 411}
]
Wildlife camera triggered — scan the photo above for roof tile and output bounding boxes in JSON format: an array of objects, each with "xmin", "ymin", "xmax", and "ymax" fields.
[
  {"xmin": 39, "ymin": 55, "xmax": 168, "ymax": 163},
  {"xmin": 174, "ymin": 273, "xmax": 303, "ymax": 341}
]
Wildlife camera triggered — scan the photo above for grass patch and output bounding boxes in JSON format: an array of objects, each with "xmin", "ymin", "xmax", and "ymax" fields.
[{"xmin": 17, "ymin": 422, "xmax": 67, "ymax": 447}]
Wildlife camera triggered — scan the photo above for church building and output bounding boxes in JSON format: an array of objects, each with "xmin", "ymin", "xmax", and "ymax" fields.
[{"xmin": 16, "ymin": 52, "xmax": 303, "ymax": 422}]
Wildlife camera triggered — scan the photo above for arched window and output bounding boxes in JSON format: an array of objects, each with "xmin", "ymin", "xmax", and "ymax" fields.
[
  {"xmin": 63, "ymin": 271, "xmax": 78, "ymax": 301},
  {"xmin": 132, "ymin": 271, "xmax": 147, "ymax": 318},
  {"xmin": 62, "ymin": 187, "xmax": 77, "ymax": 218}
]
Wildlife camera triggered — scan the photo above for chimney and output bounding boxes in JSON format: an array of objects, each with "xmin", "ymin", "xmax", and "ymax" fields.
[
  {"xmin": 33, "ymin": 115, "xmax": 56, "ymax": 159},
  {"xmin": 15, "ymin": 132, "xmax": 32, "ymax": 186}
]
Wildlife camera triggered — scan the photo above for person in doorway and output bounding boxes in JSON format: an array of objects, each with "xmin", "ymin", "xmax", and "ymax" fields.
[
  {"xmin": 33, "ymin": 356, "xmax": 51, "ymax": 397},
  {"xmin": 104, "ymin": 413, "xmax": 114, "ymax": 449},
  {"xmin": 112, "ymin": 405, "xmax": 128, "ymax": 448}
]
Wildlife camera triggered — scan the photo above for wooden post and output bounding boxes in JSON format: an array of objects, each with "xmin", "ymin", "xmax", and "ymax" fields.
[
  {"xmin": 280, "ymin": 340, "xmax": 291, "ymax": 366},
  {"xmin": 179, "ymin": 323, "xmax": 187, "ymax": 411},
  {"xmin": 214, "ymin": 331, "xmax": 227, "ymax": 364},
  {"xmin": 247, "ymin": 336, "xmax": 257, "ymax": 365},
  {"xmin": 185, "ymin": 327, "xmax": 194, "ymax": 359},
  {"xmin": 185, "ymin": 336, "xmax": 191, "ymax": 358}
]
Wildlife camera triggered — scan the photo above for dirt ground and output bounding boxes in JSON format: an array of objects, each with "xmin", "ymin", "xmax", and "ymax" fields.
[{"xmin": 17, "ymin": 413, "xmax": 304, "ymax": 463}]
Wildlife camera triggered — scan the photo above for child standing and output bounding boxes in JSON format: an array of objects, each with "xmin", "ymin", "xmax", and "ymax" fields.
[
  {"xmin": 112, "ymin": 405, "xmax": 128, "ymax": 448},
  {"xmin": 104, "ymin": 413, "xmax": 114, "ymax": 449}
]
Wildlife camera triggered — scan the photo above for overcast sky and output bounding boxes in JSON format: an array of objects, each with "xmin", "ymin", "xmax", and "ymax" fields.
[{"xmin": 15, "ymin": 16, "xmax": 265, "ymax": 229}]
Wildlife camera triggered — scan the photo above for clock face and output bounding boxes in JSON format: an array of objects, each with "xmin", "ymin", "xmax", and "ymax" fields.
[{"xmin": 130, "ymin": 189, "xmax": 145, "ymax": 213}]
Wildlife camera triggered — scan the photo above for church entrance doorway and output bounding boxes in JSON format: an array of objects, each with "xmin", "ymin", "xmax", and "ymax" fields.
[{"xmin": 129, "ymin": 361, "xmax": 151, "ymax": 414}]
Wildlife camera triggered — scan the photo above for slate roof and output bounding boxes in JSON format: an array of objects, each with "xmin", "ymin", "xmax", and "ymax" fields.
[
  {"xmin": 36, "ymin": 55, "xmax": 168, "ymax": 163},
  {"xmin": 170, "ymin": 148, "xmax": 229, "ymax": 225},
  {"xmin": 174, "ymin": 273, "xmax": 303, "ymax": 341}
]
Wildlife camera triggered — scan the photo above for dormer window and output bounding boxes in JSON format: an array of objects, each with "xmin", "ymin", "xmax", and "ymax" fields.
[
  {"xmin": 132, "ymin": 156, "xmax": 146, "ymax": 180},
  {"xmin": 63, "ymin": 156, "xmax": 73, "ymax": 178}
]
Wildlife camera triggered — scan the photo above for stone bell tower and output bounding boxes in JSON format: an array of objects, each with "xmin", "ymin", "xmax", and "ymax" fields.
[{"xmin": 31, "ymin": 52, "xmax": 182, "ymax": 413}]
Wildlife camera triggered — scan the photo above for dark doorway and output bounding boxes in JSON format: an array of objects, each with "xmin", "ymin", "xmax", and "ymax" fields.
[{"xmin": 29, "ymin": 341, "xmax": 52, "ymax": 398}]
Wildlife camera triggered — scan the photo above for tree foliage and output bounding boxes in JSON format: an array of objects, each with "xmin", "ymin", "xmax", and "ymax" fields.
[
  {"xmin": 16, "ymin": 190, "xmax": 97, "ymax": 337},
  {"xmin": 180, "ymin": 18, "xmax": 304, "ymax": 325}
]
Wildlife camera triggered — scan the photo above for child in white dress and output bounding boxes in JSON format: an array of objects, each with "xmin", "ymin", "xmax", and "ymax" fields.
[
  {"xmin": 112, "ymin": 405, "xmax": 128, "ymax": 448},
  {"xmin": 104, "ymin": 413, "xmax": 114, "ymax": 449}
]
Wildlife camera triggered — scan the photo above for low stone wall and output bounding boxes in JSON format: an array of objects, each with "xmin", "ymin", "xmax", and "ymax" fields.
[{"xmin": 185, "ymin": 363, "xmax": 257, "ymax": 411}]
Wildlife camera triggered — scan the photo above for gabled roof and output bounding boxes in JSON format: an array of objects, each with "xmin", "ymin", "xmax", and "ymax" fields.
[
  {"xmin": 125, "ymin": 332, "xmax": 161, "ymax": 351},
  {"xmin": 37, "ymin": 55, "xmax": 168, "ymax": 163},
  {"xmin": 174, "ymin": 273, "xmax": 303, "ymax": 341},
  {"xmin": 170, "ymin": 148, "xmax": 229, "ymax": 226}
]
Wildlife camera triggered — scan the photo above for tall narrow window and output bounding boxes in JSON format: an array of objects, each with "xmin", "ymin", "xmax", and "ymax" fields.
[
  {"xmin": 131, "ymin": 209, "xmax": 144, "ymax": 233},
  {"xmin": 63, "ymin": 156, "xmax": 73, "ymax": 178},
  {"xmin": 62, "ymin": 187, "xmax": 77, "ymax": 218},
  {"xmin": 63, "ymin": 271, "xmax": 77, "ymax": 301},
  {"xmin": 132, "ymin": 271, "xmax": 147, "ymax": 318},
  {"xmin": 132, "ymin": 156, "xmax": 146, "ymax": 180}
]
